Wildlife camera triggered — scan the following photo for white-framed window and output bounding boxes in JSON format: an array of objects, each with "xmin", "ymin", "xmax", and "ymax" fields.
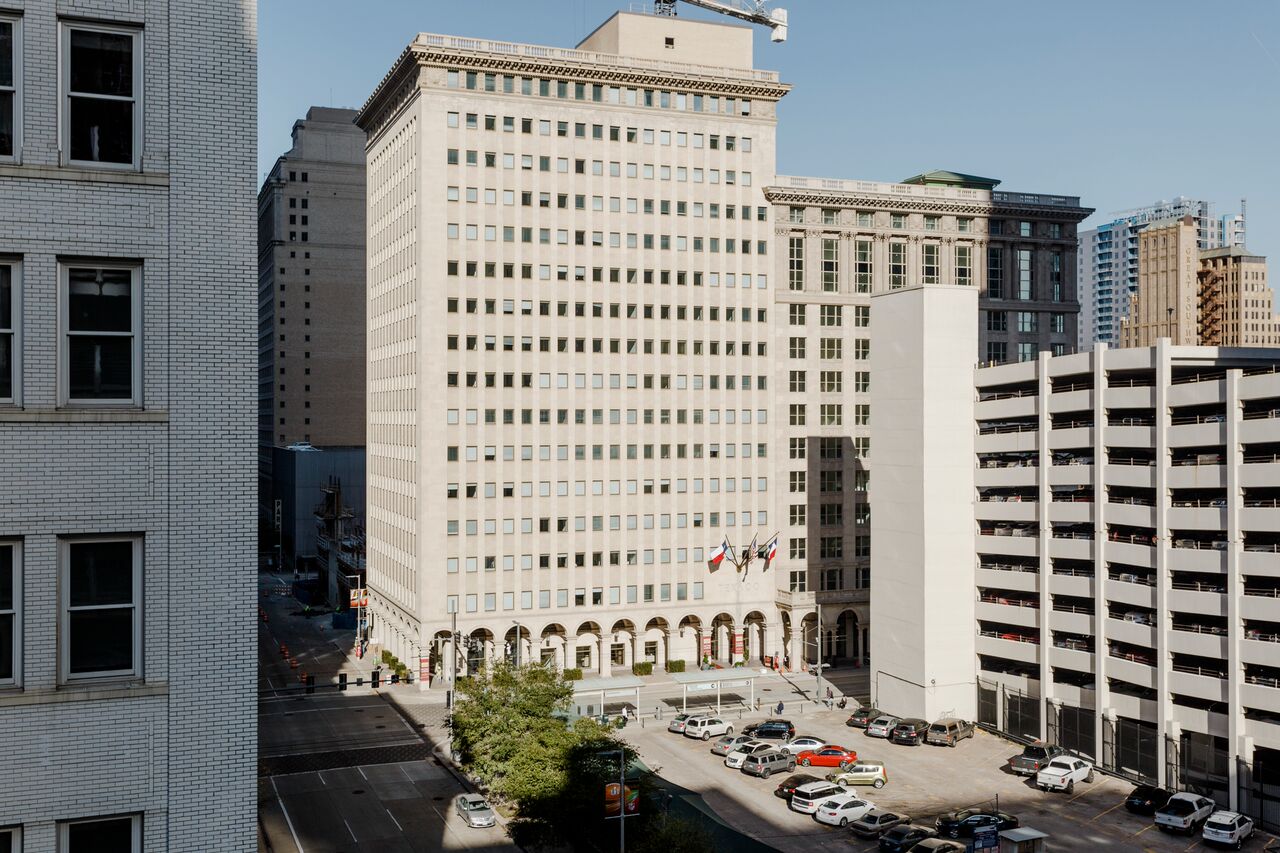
[
  {"xmin": 0, "ymin": 13, "xmax": 21, "ymax": 162},
  {"xmin": 59, "ymin": 814, "xmax": 142, "ymax": 852},
  {"xmin": 0, "ymin": 541, "xmax": 17, "ymax": 687},
  {"xmin": 60, "ymin": 263, "xmax": 141, "ymax": 406},
  {"xmin": 61, "ymin": 22, "xmax": 142, "ymax": 168},
  {"xmin": 0, "ymin": 824, "xmax": 21, "ymax": 853},
  {"xmin": 60, "ymin": 537, "xmax": 142, "ymax": 682},
  {"xmin": 0, "ymin": 258, "xmax": 17, "ymax": 404}
]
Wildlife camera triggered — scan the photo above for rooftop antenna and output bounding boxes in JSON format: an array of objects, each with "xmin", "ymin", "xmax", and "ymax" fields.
[{"xmin": 652, "ymin": 0, "xmax": 788, "ymax": 42}]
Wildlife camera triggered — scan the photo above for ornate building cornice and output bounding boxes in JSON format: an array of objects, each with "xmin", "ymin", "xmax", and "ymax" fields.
[
  {"xmin": 358, "ymin": 41, "xmax": 791, "ymax": 139},
  {"xmin": 764, "ymin": 187, "xmax": 1093, "ymax": 223}
]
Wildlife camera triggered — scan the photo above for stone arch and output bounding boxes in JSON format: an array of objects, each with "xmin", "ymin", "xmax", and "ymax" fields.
[
  {"xmin": 538, "ymin": 623, "xmax": 568, "ymax": 669},
  {"xmin": 642, "ymin": 617, "xmax": 671, "ymax": 668},
  {"xmin": 710, "ymin": 612, "xmax": 735, "ymax": 664},
  {"xmin": 743, "ymin": 610, "xmax": 768, "ymax": 665}
]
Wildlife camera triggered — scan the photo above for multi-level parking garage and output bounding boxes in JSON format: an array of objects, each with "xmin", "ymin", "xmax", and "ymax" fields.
[{"xmin": 973, "ymin": 340, "xmax": 1280, "ymax": 818}]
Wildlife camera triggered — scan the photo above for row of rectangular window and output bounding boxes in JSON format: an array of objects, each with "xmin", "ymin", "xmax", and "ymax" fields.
[
  {"xmin": 447, "ymin": 69, "xmax": 754, "ymax": 117},
  {"xmin": 789, "ymin": 207, "xmax": 976, "ymax": 232},
  {"xmin": 0, "ymin": 19, "xmax": 143, "ymax": 169},
  {"xmin": 446, "ymin": 147, "xmax": 754, "ymax": 186},
  {"xmin": 788, "ymin": 238, "xmax": 973, "ymax": 291},
  {"xmin": 984, "ymin": 342, "xmax": 1069, "ymax": 363},
  {"xmin": 787, "ymin": 304, "xmax": 868, "ymax": 326},
  {"xmin": 447, "ymin": 339, "xmax": 767, "ymax": 358},
  {"xmin": 788, "ymin": 504, "xmax": 871, "ymax": 526},
  {"xmin": 986, "ymin": 311, "xmax": 1068, "ymax": 334},
  {"xmin": 450, "ymin": 187, "xmax": 766, "ymax": 222},
  {"xmin": 786, "ymin": 337, "xmax": 868, "ymax": 359},
  {"xmin": 447, "ymin": 260, "xmax": 768, "ymax": 289},
  {"xmin": 0, "ymin": 260, "xmax": 142, "ymax": 407},
  {"xmin": 444, "ymin": 441, "xmax": 768, "ymax": 464},
  {"xmin": 442, "ymin": 368, "xmax": 768, "ymax": 391},
  {"xmin": 439, "ymin": 407, "xmax": 764, "ymax": 428},
  {"xmin": 444, "ymin": 581, "xmax": 707, "ymax": 616},
  {"xmin": 446, "ymin": 112, "xmax": 754, "ymax": 153},
  {"xmin": 987, "ymin": 248, "xmax": 1066, "ymax": 301},
  {"xmin": 448, "ymin": 297, "xmax": 767, "ymax": 322},
  {"xmin": 446, "ymin": 223, "xmax": 768, "ymax": 255},
  {"xmin": 446, "ymin": 512, "xmax": 766, "ymax": 537},
  {"xmin": 787, "ymin": 371, "xmax": 865, "ymax": 395},
  {"xmin": 0, "ymin": 538, "xmax": 142, "ymax": 689},
  {"xmin": 447, "ymin": 477, "xmax": 765, "ymax": 498}
]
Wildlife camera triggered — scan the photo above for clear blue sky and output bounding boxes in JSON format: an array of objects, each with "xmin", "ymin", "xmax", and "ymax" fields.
[{"xmin": 260, "ymin": 0, "xmax": 1280, "ymax": 262}]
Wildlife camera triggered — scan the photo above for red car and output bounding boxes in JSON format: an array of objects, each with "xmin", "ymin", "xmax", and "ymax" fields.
[{"xmin": 796, "ymin": 745, "xmax": 858, "ymax": 768}]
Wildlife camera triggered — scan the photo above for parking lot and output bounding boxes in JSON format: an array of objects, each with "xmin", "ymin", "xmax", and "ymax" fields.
[{"xmin": 622, "ymin": 706, "xmax": 1277, "ymax": 852}]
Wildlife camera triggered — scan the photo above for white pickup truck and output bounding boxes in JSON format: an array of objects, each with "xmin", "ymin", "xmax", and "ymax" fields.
[
  {"xmin": 1035, "ymin": 756, "xmax": 1094, "ymax": 793},
  {"xmin": 1154, "ymin": 792, "xmax": 1216, "ymax": 834}
]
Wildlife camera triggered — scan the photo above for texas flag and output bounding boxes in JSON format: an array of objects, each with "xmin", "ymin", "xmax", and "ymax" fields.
[
  {"xmin": 759, "ymin": 534, "xmax": 779, "ymax": 563},
  {"xmin": 709, "ymin": 537, "xmax": 734, "ymax": 567}
]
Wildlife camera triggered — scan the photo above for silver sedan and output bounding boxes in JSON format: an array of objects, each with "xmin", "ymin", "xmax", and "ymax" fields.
[
  {"xmin": 454, "ymin": 793, "xmax": 497, "ymax": 828},
  {"xmin": 779, "ymin": 736, "xmax": 827, "ymax": 755},
  {"xmin": 711, "ymin": 733, "xmax": 758, "ymax": 757}
]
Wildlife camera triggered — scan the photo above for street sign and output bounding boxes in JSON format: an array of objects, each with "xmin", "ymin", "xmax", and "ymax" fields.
[
  {"xmin": 687, "ymin": 682, "xmax": 716, "ymax": 692},
  {"xmin": 972, "ymin": 824, "xmax": 999, "ymax": 850},
  {"xmin": 605, "ymin": 689, "xmax": 635, "ymax": 698},
  {"xmin": 719, "ymin": 679, "xmax": 749, "ymax": 689},
  {"xmin": 419, "ymin": 656, "xmax": 430, "ymax": 682}
]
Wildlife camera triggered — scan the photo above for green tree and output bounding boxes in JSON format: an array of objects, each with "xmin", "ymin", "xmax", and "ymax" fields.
[
  {"xmin": 629, "ymin": 816, "xmax": 715, "ymax": 853},
  {"xmin": 452, "ymin": 660, "xmax": 580, "ymax": 804}
]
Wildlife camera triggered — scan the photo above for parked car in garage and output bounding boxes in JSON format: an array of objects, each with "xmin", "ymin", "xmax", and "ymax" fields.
[
  {"xmin": 849, "ymin": 809, "xmax": 910, "ymax": 838},
  {"xmin": 935, "ymin": 809, "xmax": 1019, "ymax": 839},
  {"xmin": 1124, "ymin": 785, "xmax": 1174, "ymax": 815},
  {"xmin": 847, "ymin": 706, "xmax": 883, "ymax": 728},
  {"xmin": 877, "ymin": 824, "xmax": 940, "ymax": 852},
  {"xmin": 710, "ymin": 733, "xmax": 757, "ymax": 757},
  {"xmin": 865, "ymin": 716, "xmax": 902, "ymax": 738},
  {"xmin": 828, "ymin": 760, "xmax": 889, "ymax": 789},
  {"xmin": 890, "ymin": 719, "xmax": 930, "ymax": 745},
  {"xmin": 925, "ymin": 719, "xmax": 975, "ymax": 747},
  {"xmin": 796, "ymin": 745, "xmax": 858, "ymax": 768},
  {"xmin": 773, "ymin": 773, "xmax": 822, "ymax": 801},
  {"xmin": 813, "ymin": 792, "xmax": 875, "ymax": 827},
  {"xmin": 683, "ymin": 716, "xmax": 733, "ymax": 741}
]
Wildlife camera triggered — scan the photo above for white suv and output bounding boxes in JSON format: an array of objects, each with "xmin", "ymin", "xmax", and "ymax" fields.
[
  {"xmin": 1202, "ymin": 810, "xmax": 1254, "ymax": 849},
  {"xmin": 684, "ymin": 716, "xmax": 733, "ymax": 741}
]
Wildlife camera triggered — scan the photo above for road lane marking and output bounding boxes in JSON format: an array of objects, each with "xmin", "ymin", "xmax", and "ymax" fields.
[
  {"xmin": 1090, "ymin": 800, "xmax": 1125, "ymax": 821},
  {"xmin": 385, "ymin": 808, "xmax": 403, "ymax": 832},
  {"xmin": 270, "ymin": 776, "xmax": 307, "ymax": 853},
  {"xmin": 342, "ymin": 818, "xmax": 357, "ymax": 842},
  {"xmin": 317, "ymin": 770, "xmax": 326, "ymax": 786},
  {"xmin": 358, "ymin": 766, "xmax": 368, "ymax": 780}
]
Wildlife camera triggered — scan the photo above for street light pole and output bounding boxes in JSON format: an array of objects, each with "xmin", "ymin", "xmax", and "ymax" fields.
[
  {"xmin": 815, "ymin": 601, "xmax": 823, "ymax": 702},
  {"xmin": 512, "ymin": 620, "xmax": 522, "ymax": 667}
]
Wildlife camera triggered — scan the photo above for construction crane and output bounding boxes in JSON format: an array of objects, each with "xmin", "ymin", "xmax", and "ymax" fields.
[{"xmin": 653, "ymin": 0, "xmax": 789, "ymax": 43}]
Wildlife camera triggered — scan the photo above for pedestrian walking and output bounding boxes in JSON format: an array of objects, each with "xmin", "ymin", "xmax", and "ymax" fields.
[{"xmin": 775, "ymin": 700, "xmax": 784, "ymax": 716}]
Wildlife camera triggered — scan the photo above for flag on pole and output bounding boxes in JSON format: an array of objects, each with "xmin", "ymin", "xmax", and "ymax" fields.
[
  {"xmin": 743, "ymin": 533, "xmax": 759, "ymax": 571},
  {"xmin": 760, "ymin": 533, "xmax": 779, "ymax": 563},
  {"xmin": 709, "ymin": 537, "xmax": 733, "ymax": 567}
]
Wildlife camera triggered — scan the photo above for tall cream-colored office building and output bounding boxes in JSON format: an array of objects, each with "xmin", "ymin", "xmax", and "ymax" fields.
[
  {"xmin": 358, "ymin": 14, "xmax": 788, "ymax": 679},
  {"xmin": 355, "ymin": 12, "xmax": 1089, "ymax": 683}
]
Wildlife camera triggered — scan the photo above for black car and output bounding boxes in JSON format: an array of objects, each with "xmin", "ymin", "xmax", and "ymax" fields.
[
  {"xmin": 890, "ymin": 718, "xmax": 930, "ymax": 745},
  {"xmin": 773, "ymin": 773, "xmax": 822, "ymax": 800},
  {"xmin": 847, "ymin": 706, "xmax": 883, "ymax": 728},
  {"xmin": 743, "ymin": 719, "xmax": 796, "ymax": 740},
  {"xmin": 1124, "ymin": 785, "xmax": 1175, "ymax": 815},
  {"xmin": 935, "ymin": 809, "xmax": 1019, "ymax": 839},
  {"xmin": 878, "ymin": 824, "xmax": 938, "ymax": 852}
]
